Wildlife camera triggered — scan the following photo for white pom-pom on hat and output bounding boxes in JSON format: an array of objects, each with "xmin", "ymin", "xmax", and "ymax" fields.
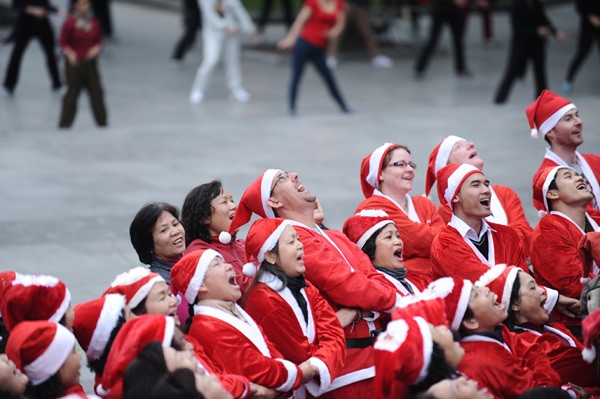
[
  {"xmin": 219, "ymin": 231, "xmax": 232, "ymax": 244},
  {"xmin": 582, "ymin": 346, "xmax": 596, "ymax": 364},
  {"xmin": 243, "ymin": 262, "xmax": 258, "ymax": 277},
  {"xmin": 537, "ymin": 210, "xmax": 548, "ymax": 218},
  {"xmin": 531, "ymin": 128, "xmax": 539, "ymax": 139},
  {"xmin": 581, "ymin": 277, "xmax": 591, "ymax": 285}
]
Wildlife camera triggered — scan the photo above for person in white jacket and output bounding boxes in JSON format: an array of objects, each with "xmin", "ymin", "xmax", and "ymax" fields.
[{"xmin": 190, "ymin": 0, "xmax": 256, "ymax": 104}]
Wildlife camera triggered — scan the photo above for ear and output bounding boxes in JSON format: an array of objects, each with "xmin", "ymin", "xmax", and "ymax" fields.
[
  {"xmin": 511, "ymin": 300, "xmax": 520, "ymax": 313},
  {"xmin": 266, "ymin": 197, "xmax": 283, "ymax": 210},
  {"xmin": 461, "ymin": 317, "xmax": 479, "ymax": 332},
  {"xmin": 198, "ymin": 284, "xmax": 208, "ymax": 294},
  {"xmin": 264, "ymin": 250, "xmax": 278, "ymax": 265}
]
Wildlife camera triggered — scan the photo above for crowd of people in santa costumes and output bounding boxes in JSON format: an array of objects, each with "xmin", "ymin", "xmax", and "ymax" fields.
[{"xmin": 1, "ymin": 89, "xmax": 600, "ymax": 399}]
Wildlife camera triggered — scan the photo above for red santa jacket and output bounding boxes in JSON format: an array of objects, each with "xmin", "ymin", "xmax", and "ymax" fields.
[
  {"xmin": 437, "ymin": 185, "xmax": 533, "ymax": 257},
  {"xmin": 458, "ymin": 325, "xmax": 561, "ymax": 399},
  {"xmin": 536, "ymin": 150, "xmax": 600, "ymax": 212},
  {"xmin": 243, "ymin": 274, "xmax": 346, "ymax": 396},
  {"xmin": 186, "ymin": 237, "xmax": 253, "ymax": 295},
  {"xmin": 512, "ymin": 322, "xmax": 600, "ymax": 389},
  {"xmin": 530, "ymin": 211, "xmax": 600, "ymax": 325},
  {"xmin": 430, "ymin": 219, "xmax": 528, "ymax": 281},
  {"xmin": 188, "ymin": 304, "xmax": 303, "ymax": 392},
  {"xmin": 355, "ymin": 192, "xmax": 446, "ymax": 290}
]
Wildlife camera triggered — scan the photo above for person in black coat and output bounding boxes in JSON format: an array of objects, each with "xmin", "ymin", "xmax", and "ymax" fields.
[
  {"xmin": 494, "ymin": 0, "xmax": 565, "ymax": 104},
  {"xmin": 171, "ymin": 0, "xmax": 201, "ymax": 62},
  {"xmin": 563, "ymin": 0, "xmax": 600, "ymax": 94},
  {"xmin": 2, "ymin": 0, "xmax": 61, "ymax": 95}
]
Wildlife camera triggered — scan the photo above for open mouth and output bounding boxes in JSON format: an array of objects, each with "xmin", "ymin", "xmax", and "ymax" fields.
[
  {"xmin": 393, "ymin": 249, "xmax": 403, "ymax": 261},
  {"xmin": 468, "ymin": 151, "xmax": 478, "ymax": 159},
  {"xmin": 577, "ymin": 182, "xmax": 588, "ymax": 190},
  {"xmin": 228, "ymin": 275, "xmax": 238, "ymax": 287},
  {"xmin": 174, "ymin": 238, "xmax": 183, "ymax": 245},
  {"xmin": 228, "ymin": 213, "xmax": 235, "ymax": 220},
  {"xmin": 479, "ymin": 198, "xmax": 490, "ymax": 207}
]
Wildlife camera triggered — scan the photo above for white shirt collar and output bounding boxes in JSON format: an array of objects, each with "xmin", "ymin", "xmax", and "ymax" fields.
[{"xmin": 450, "ymin": 213, "xmax": 490, "ymax": 241}]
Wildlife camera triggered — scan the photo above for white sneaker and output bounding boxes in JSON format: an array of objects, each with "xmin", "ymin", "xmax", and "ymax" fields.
[
  {"xmin": 372, "ymin": 55, "xmax": 393, "ymax": 69},
  {"xmin": 231, "ymin": 88, "xmax": 250, "ymax": 103},
  {"xmin": 190, "ymin": 89, "xmax": 204, "ymax": 104},
  {"xmin": 326, "ymin": 56, "xmax": 338, "ymax": 70}
]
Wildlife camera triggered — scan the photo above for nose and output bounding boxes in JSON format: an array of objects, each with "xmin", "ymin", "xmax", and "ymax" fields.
[
  {"xmin": 467, "ymin": 141, "xmax": 475, "ymax": 149},
  {"xmin": 225, "ymin": 262, "xmax": 234, "ymax": 272},
  {"xmin": 394, "ymin": 236, "xmax": 403, "ymax": 246},
  {"xmin": 230, "ymin": 200, "xmax": 237, "ymax": 211},
  {"xmin": 169, "ymin": 294, "xmax": 177, "ymax": 307},
  {"xmin": 290, "ymin": 172, "xmax": 298, "ymax": 181},
  {"xmin": 297, "ymin": 240, "xmax": 304, "ymax": 251}
]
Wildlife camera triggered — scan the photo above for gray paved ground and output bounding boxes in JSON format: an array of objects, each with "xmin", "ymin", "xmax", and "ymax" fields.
[{"xmin": 0, "ymin": 0, "xmax": 599, "ymax": 391}]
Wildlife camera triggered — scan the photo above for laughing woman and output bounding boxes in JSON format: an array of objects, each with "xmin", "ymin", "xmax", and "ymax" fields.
[
  {"xmin": 355, "ymin": 143, "xmax": 446, "ymax": 290},
  {"xmin": 242, "ymin": 218, "xmax": 346, "ymax": 397}
]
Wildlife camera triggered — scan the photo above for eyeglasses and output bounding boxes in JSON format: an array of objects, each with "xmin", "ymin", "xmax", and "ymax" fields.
[
  {"xmin": 388, "ymin": 161, "xmax": 417, "ymax": 169},
  {"xmin": 270, "ymin": 172, "xmax": 289, "ymax": 196}
]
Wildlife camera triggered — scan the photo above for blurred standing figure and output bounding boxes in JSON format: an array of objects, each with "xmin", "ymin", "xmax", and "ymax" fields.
[
  {"xmin": 58, "ymin": 0, "xmax": 107, "ymax": 128},
  {"xmin": 189, "ymin": 0, "xmax": 256, "ymax": 104},
  {"xmin": 256, "ymin": 0, "xmax": 295, "ymax": 36},
  {"xmin": 2, "ymin": 0, "xmax": 61, "ymax": 95},
  {"xmin": 172, "ymin": 0, "xmax": 201, "ymax": 62},
  {"xmin": 563, "ymin": 0, "xmax": 600, "ymax": 94},
  {"xmin": 90, "ymin": 0, "xmax": 112, "ymax": 38},
  {"xmin": 494, "ymin": 0, "xmax": 565, "ymax": 104}
]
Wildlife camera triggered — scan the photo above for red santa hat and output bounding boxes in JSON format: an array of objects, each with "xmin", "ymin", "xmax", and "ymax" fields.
[
  {"xmin": 374, "ymin": 316, "xmax": 434, "ymax": 390},
  {"xmin": 582, "ymin": 309, "xmax": 600, "ymax": 364},
  {"xmin": 391, "ymin": 293, "xmax": 449, "ymax": 327},
  {"xmin": 219, "ymin": 169, "xmax": 282, "ymax": 244},
  {"xmin": 525, "ymin": 90, "xmax": 576, "ymax": 139},
  {"xmin": 104, "ymin": 267, "xmax": 165, "ymax": 309},
  {"xmin": 0, "ymin": 271, "xmax": 21, "ymax": 312},
  {"xmin": 360, "ymin": 143, "xmax": 400, "ymax": 198},
  {"xmin": 342, "ymin": 209, "xmax": 395, "ymax": 249},
  {"xmin": 72, "ymin": 294, "xmax": 126, "ymax": 362},
  {"xmin": 427, "ymin": 277, "xmax": 473, "ymax": 332},
  {"xmin": 475, "ymin": 264, "xmax": 520, "ymax": 311},
  {"xmin": 5, "ymin": 320, "xmax": 76, "ymax": 386},
  {"xmin": 532, "ymin": 165, "xmax": 575, "ymax": 214},
  {"xmin": 170, "ymin": 249, "xmax": 222, "ymax": 304},
  {"xmin": 99, "ymin": 314, "xmax": 176, "ymax": 398},
  {"xmin": 2, "ymin": 274, "xmax": 72, "ymax": 332},
  {"xmin": 243, "ymin": 218, "xmax": 304, "ymax": 277},
  {"xmin": 579, "ymin": 231, "xmax": 600, "ymax": 285},
  {"xmin": 436, "ymin": 163, "xmax": 482, "ymax": 208},
  {"xmin": 425, "ymin": 135, "xmax": 466, "ymax": 197}
]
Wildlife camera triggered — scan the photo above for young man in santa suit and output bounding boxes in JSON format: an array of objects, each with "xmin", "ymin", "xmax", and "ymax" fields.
[
  {"xmin": 530, "ymin": 165, "xmax": 599, "ymax": 332},
  {"xmin": 425, "ymin": 135, "xmax": 533, "ymax": 256},
  {"xmin": 429, "ymin": 163, "xmax": 528, "ymax": 282},
  {"xmin": 527, "ymin": 89, "xmax": 600, "ymax": 213},
  {"xmin": 219, "ymin": 169, "xmax": 403, "ymax": 397}
]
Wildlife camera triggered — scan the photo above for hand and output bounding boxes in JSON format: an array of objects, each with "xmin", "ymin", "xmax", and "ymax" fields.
[
  {"xmin": 537, "ymin": 26, "xmax": 550, "ymax": 38},
  {"xmin": 555, "ymin": 295, "xmax": 581, "ymax": 319},
  {"xmin": 249, "ymin": 383, "xmax": 279, "ymax": 399},
  {"xmin": 66, "ymin": 51, "xmax": 78, "ymax": 65},
  {"xmin": 336, "ymin": 307, "xmax": 359, "ymax": 328},
  {"xmin": 588, "ymin": 14, "xmax": 600, "ymax": 28},
  {"xmin": 225, "ymin": 26, "xmax": 239, "ymax": 35},
  {"xmin": 25, "ymin": 6, "xmax": 47, "ymax": 18},
  {"xmin": 277, "ymin": 37, "xmax": 294, "ymax": 50},
  {"xmin": 298, "ymin": 361, "xmax": 317, "ymax": 383},
  {"xmin": 85, "ymin": 45, "xmax": 101, "ymax": 60},
  {"xmin": 555, "ymin": 30, "xmax": 567, "ymax": 42}
]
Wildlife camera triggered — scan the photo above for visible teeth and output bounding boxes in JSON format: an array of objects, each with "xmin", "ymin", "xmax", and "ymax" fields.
[{"xmin": 297, "ymin": 184, "xmax": 304, "ymax": 192}]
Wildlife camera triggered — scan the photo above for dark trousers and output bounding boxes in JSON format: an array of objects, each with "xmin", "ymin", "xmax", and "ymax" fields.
[
  {"xmin": 415, "ymin": 8, "xmax": 466, "ymax": 74},
  {"xmin": 565, "ymin": 17, "xmax": 600, "ymax": 83},
  {"xmin": 257, "ymin": 0, "xmax": 294, "ymax": 32},
  {"xmin": 172, "ymin": 0, "xmax": 201, "ymax": 60},
  {"xmin": 59, "ymin": 59, "xmax": 107, "ymax": 128},
  {"xmin": 3, "ymin": 14, "xmax": 61, "ymax": 93},
  {"xmin": 494, "ymin": 38, "xmax": 546, "ymax": 103},
  {"xmin": 289, "ymin": 38, "xmax": 349, "ymax": 112}
]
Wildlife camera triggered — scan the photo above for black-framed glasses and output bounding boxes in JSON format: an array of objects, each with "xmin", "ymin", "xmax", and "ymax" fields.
[
  {"xmin": 388, "ymin": 161, "xmax": 417, "ymax": 169},
  {"xmin": 270, "ymin": 172, "xmax": 289, "ymax": 196}
]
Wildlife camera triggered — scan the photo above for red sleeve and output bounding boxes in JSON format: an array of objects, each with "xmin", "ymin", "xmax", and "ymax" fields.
[
  {"xmin": 530, "ymin": 217, "xmax": 586, "ymax": 298},
  {"xmin": 493, "ymin": 185, "xmax": 533, "ymax": 256},
  {"xmin": 492, "ymin": 223, "xmax": 528, "ymax": 271},
  {"xmin": 430, "ymin": 228, "xmax": 491, "ymax": 281},
  {"xmin": 298, "ymin": 228, "xmax": 397, "ymax": 311},
  {"xmin": 59, "ymin": 17, "xmax": 74, "ymax": 49},
  {"xmin": 437, "ymin": 203, "xmax": 452, "ymax": 224}
]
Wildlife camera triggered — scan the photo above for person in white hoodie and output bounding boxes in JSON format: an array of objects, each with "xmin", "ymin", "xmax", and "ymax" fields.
[{"xmin": 189, "ymin": 0, "xmax": 256, "ymax": 104}]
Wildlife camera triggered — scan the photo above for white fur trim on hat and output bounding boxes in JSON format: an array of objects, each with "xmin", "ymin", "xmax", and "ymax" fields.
[
  {"xmin": 356, "ymin": 220, "xmax": 394, "ymax": 250},
  {"xmin": 162, "ymin": 316, "xmax": 175, "ymax": 347},
  {"xmin": 582, "ymin": 346, "xmax": 597, "ymax": 364},
  {"xmin": 435, "ymin": 135, "xmax": 465, "ymax": 174},
  {"xmin": 243, "ymin": 262, "xmax": 258, "ymax": 277},
  {"xmin": 50, "ymin": 288, "xmax": 71, "ymax": 324},
  {"xmin": 25, "ymin": 324, "xmax": 76, "ymax": 386},
  {"xmin": 443, "ymin": 164, "xmax": 481, "ymax": 205},
  {"xmin": 542, "ymin": 287, "xmax": 559, "ymax": 314},
  {"xmin": 184, "ymin": 249, "xmax": 221, "ymax": 304},
  {"xmin": 414, "ymin": 316, "xmax": 434, "ymax": 384},
  {"xmin": 355, "ymin": 209, "xmax": 390, "ymax": 218},
  {"xmin": 374, "ymin": 319, "xmax": 409, "ymax": 352},
  {"xmin": 451, "ymin": 280, "xmax": 473, "ymax": 332},
  {"xmin": 128, "ymin": 275, "xmax": 164, "ymax": 309},
  {"xmin": 110, "ymin": 267, "xmax": 151, "ymax": 287},
  {"xmin": 12, "ymin": 274, "xmax": 58, "ymax": 287},
  {"xmin": 366, "ymin": 143, "xmax": 395, "ymax": 189},
  {"xmin": 539, "ymin": 103, "xmax": 576, "ymax": 137},
  {"xmin": 260, "ymin": 169, "xmax": 281, "ymax": 219},
  {"xmin": 87, "ymin": 294, "xmax": 126, "ymax": 360},
  {"xmin": 426, "ymin": 277, "xmax": 455, "ymax": 298},
  {"xmin": 219, "ymin": 231, "xmax": 232, "ymax": 244}
]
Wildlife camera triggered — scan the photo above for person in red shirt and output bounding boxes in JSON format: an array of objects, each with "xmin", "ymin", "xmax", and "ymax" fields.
[
  {"xmin": 277, "ymin": 0, "xmax": 351, "ymax": 115},
  {"xmin": 58, "ymin": 0, "xmax": 107, "ymax": 128}
]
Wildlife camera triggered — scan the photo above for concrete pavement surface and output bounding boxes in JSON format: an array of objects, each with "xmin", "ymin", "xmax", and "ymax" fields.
[{"xmin": 0, "ymin": 0, "xmax": 599, "ymax": 392}]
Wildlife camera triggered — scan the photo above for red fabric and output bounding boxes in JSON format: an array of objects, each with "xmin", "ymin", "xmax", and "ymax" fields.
[
  {"xmin": 437, "ymin": 185, "xmax": 533, "ymax": 257},
  {"xmin": 430, "ymin": 222, "xmax": 528, "ymax": 282},
  {"xmin": 299, "ymin": 0, "xmax": 344, "ymax": 48},
  {"xmin": 59, "ymin": 16, "xmax": 102, "ymax": 59},
  {"xmin": 186, "ymin": 237, "xmax": 253, "ymax": 295},
  {"xmin": 458, "ymin": 325, "xmax": 560, "ymax": 399},
  {"xmin": 530, "ymin": 213, "xmax": 594, "ymax": 326},
  {"xmin": 244, "ymin": 281, "xmax": 346, "ymax": 391},
  {"xmin": 534, "ymin": 153, "xmax": 600, "ymax": 212},
  {"xmin": 185, "ymin": 334, "xmax": 251, "ymax": 398},
  {"xmin": 189, "ymin": 314, "xmax": 302, "ymax": 391},
  {"xmin": 355, "ymin": 195, "xmax": 446, "ymax": 290},
  {"xmin": 579, "ymin": 231, "xmax": 600, "ymax": 279}
]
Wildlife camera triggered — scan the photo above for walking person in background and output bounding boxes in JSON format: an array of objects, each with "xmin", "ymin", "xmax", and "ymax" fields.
[
  {"xmin": 494, "ymin": 0, "xmax": 566, "ymax": 104},
  {"xmin": 256, "ymin": 0, "xmax": 295, "ymax": 37},
  {"xmin": 563, "ymin": 0, "xmax": 600, "ymax": 94},
  {"xmin": 171, "ymin": 0, "xmax": 201, "ymax": 63},
  {"xmin": 58, "ymin": 0, "xmax": 107, "ymax": 128},
  {"xmin": 189, "ymin": 0, "xmax": 256, "ymax": 104},
  {"xmin": 90, "ymin": 0, "xmax": 113, "ymax": 38},
  {"xmin": 2, "ymin": 0, "xmax": 61, "ymax": 95},
  {"xmin": 277, "ymin": 0, "xmax": 352, "ymax": 115}
]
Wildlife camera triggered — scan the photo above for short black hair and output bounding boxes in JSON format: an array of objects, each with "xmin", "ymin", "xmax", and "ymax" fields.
[
  {"xmin": 123, "ymin": 341, "xmax": 168, "ymax": 399},
  {"xmin": 504, "ymin": 271, "xmax": 522, "ymax": 330},
  {"xmin": 130, "ymin": 202, "xmax": 180, "ymax": 265},
  {"xmin": 360, "ymin": 226, "xmax": 386, "ymax": 261},
  {"xmin": 409, "ymin": 342, "xmax": 457, "ymax": 395},
  {"xmin": 26, "ymin": 373, "xmax": 65, "ymax": 399},
  {"xmin": 152, "ymin": 369, "xmax": 205, "ymax": 399},
  {"xmin": 546, "ymin": 177, "xmax": 558, "ymax": 212},
  {"xmin": 181, "ymin": 181, "xmax": 223, "ymax": 245}
]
